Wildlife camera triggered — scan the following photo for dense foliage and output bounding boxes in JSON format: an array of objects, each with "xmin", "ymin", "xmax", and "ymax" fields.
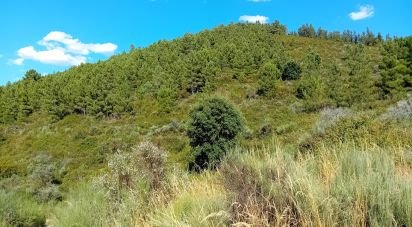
[
  {"xmin": 187, "ymin": 98, "xmax": 243, "ymax": 170},
  {"xmin": 281, "ymin": 61, "xmax": 302, "ymax": 81}
]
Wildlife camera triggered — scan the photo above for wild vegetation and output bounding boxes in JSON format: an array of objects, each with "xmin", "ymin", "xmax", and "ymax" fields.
[{"xmin": 0, "ymin": 21, "xmax": 411, "ymax": 226}]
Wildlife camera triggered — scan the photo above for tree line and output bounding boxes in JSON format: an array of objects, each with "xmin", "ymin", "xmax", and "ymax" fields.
[{"xmin": 292, "ymin": 24, "xmax": 388, "ymax": 46}]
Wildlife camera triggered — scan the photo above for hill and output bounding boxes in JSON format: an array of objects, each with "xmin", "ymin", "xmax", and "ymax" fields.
[{"xmin": 0, "ymin": 22, "xmax": 412, "ymax": 226}]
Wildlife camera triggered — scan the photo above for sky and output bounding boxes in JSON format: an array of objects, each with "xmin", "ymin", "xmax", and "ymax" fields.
[{"xmin": 0, "ymin": 0, "xmax": 411, "ymax": 85}]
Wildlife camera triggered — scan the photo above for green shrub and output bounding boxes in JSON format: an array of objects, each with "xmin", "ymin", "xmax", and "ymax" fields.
[
  {"xmin": 258, "ymin": 124, "xmax": 273, "ymax": 138},
  {"xmin": 296, "ymin": 73, "xmax": 329, "ymax": 112},
  {"xmin": 296, "ymin": 75, "xmax": 325, "ymax": 100},
  {"xmin": 257, "ymin": 62, "xmax": 281, "ymax": 97},
  {"xmin": 299, "ymin": 113, "xmax": 367, "ymax": 152},
  {"xmin": 187, "ymin": 97, "xmax": 243, "ymax": 170},
  {"xmin": 0, "ymin": 131, "xmax": 6, "ymax": 144},
  {"xmin": 282, "ymin": 61, "xmax": 302, "ymax": 81}
]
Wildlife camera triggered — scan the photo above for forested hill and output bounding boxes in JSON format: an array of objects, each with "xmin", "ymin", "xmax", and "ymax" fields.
[
  {"xmin": 1, "ymin": 22, "xmax": 412, "ymax": 226},
  {"xmin": 0, "ymin": 22, "xmax": 412, "ymax": 186},
  {"xmin": 1, "ymin": 22, "xmax": 411, "ymax": 123}
]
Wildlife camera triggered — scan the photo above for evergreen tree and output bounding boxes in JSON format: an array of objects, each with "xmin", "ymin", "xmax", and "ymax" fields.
[
  {"xmin": 23, "ymin": 69, "xmax": 41, "ymax": 81},
  {"xmin": 296, "ymin": 49, "xmax": 327, "ymax": 110},
  {"xmin": 298, "ymin": 24, "xmax": 316, "ymax": 38},
  {"xmin": 186, "ymin": 49, "xmax": 219, "ymax": 94},
  {"xmin": 341, "ymin": 45, "xmax": 377, "ymax": 106},
  {"xmin": 270, "ymin": 20, "xmax": 287, "ymax": 35},
  {"xmin": 282, "ymin": 61, "xmax": 302, "ymax": 80},
  {"xmin": 257, "ymin": 62, "xmax": 281, "ymax": 97},
  {"xmin": 187, "ymin": 97, "xmax": 243, "ymax": 170},
  {"xmin": 326, "ymin": 62, "xmax": 349, "ymax": 107},
  {"xmin": 379, "ymin": 38, "xmax": 412, "ymax": 98}
]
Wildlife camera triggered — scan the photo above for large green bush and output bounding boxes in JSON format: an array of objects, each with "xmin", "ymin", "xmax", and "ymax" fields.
[
  {"xmin": 187, "ymin": 97, "xmax": 243, "ymax": 170},
  {"xmin": 281, "ymin": 61, "xmax": 302, "ymax": 80}
]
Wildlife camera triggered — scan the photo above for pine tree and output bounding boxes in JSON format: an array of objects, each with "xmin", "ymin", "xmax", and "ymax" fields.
[
  {"xmin": 326, "ymin": 62, "xmax": 349, "ymax": 107},
  {"xmin": 296, "ymin": 49, "xmax": 327, "ymax": 110},
  {"xmin": 379, "ymin": 38, "xmax": 412, "ymax": 99},
  {"xmin": 341, "ymin": 45, "xmax": 377, "ymax": 106},
  {"xmin": 257, "ymin": 62, "xmax": 281, "ymax": 97},
  {"xmin": 186, "ymin": 49, "xmax": 219, "ymax": 94}
]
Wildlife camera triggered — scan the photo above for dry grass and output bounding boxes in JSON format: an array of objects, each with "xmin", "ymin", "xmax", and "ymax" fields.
[
  {"xmin": 49, "ymin": 138, "xmax": 412, "ymax": 227},
  {"xmin": 220, "ymin": 141, "xmax": 412, "ymax": 226},
  {"xmin": 146, "ymin": 169, "xmax": 229, "ymax": 227}
]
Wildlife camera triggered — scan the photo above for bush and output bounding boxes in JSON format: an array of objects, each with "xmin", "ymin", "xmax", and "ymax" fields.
[
  {"xmin": 282, "ymin": 61, "xmax": 302, "ymax": 81},
  {"xmin": 113, "ymin": 142, "xmax": 165, "ymax": 190},
  {"xmin": 258, "ymin": 124, "xmax": 273, "ymax": 138},
  {"xmin": 314, "ymin": 108, "xmax": 352, "ymax": 134},
  {"xmin": 132, "ymin": 141, "xmax": 167, "ymax": 191},
  {"xmin": 93, "ymin": 141, "xmax": 168, "ymax": 226},
  {"xmin": 296, "ymin": 73, "xmax": 329, "ymax": 112},
  {"xmin": 384, "ymin": 94, "xmax": 412, "ymax": 120},
  {"xmin": 0, "ymin": 131, "xmax": 6, "ymax": 144},
  {"xmin": 257, "ymin": 62, "xmax": 281, "ymax": 97},
  {"xmin": 103, "ymin": 141, "xmax": 167, "ymax": 201},
  {"xmin": 296, "ymin": 75, "xmax": 324, "ymax": 100},
  {"xmin": 187, "ymin": 97, "xmax": 243, "ymax": 170},
  {"xmin": 27, "ymin": 154, "xmax": 63, "ymax": 202}
]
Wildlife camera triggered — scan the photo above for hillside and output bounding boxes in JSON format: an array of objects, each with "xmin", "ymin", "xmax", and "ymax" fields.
[{"xmin": 1, "ymin": 22, "xmax": 412, "ymax": 226}]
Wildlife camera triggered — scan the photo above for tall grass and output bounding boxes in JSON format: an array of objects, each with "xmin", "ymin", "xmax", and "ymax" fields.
[
  {"xmin": 147, "ymin": 170, "xmax": 229, "ymax": 227},
  {"xmin": 0, "ymin": 190, "xmax": 46, "ymax": 227},
  {"xmin": 51, "ymin": 182, "xmax": 107, "ymax": 227},
  {"xmin": 221, "ymin": 142, "xmax": 412, "ymax": 226},
  {"xmin": 50, "ymin": 140, "xmax": 411, "ymax": 226},
  {"xmin": 51, "ymin": 141, "xmax": 229, "ymax": 227},
  {"xmin": 48, "ymin": 135, "xmax": 412, "ymax": 226},
  {"xmin": 51, "ymin": 169, "xmax": 229, "ymax": 227}
]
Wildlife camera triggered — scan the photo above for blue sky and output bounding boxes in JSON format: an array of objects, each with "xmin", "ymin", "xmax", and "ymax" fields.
[{"xmin": 0, "ymin": 0, "xmax": 411, "ymax": 85}]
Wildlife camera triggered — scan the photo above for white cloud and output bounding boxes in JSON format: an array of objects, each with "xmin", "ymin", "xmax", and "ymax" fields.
[
  {"xmin": 349, "ymin": 5, "xmax": 374, "ymax": 21},
  {"xmin": 239, "ymin": 15, "xmax": 269, "ymax": 24},
  {"xmin": 40, "ymin": 31, "xmax": 117, "ymax": 55},
  {"xmin": 248, "ymin": 0, "xmax": 271, "ymax": 2},
  {"xmin": 12, "ymin": 31, "xmax": 117, "ymax": 66},
  {"xmin": 12, "ymin": 58, "xmax": 24, "ymax": 65},
  {"xmin": 16, "ymin": 46, "xmax": 86, "ymax": 66}
]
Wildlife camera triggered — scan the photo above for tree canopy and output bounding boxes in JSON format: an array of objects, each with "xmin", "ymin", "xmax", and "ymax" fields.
[{"xmin": 187, "ymin": 97, "xmax": 243, "ymax": 170}]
